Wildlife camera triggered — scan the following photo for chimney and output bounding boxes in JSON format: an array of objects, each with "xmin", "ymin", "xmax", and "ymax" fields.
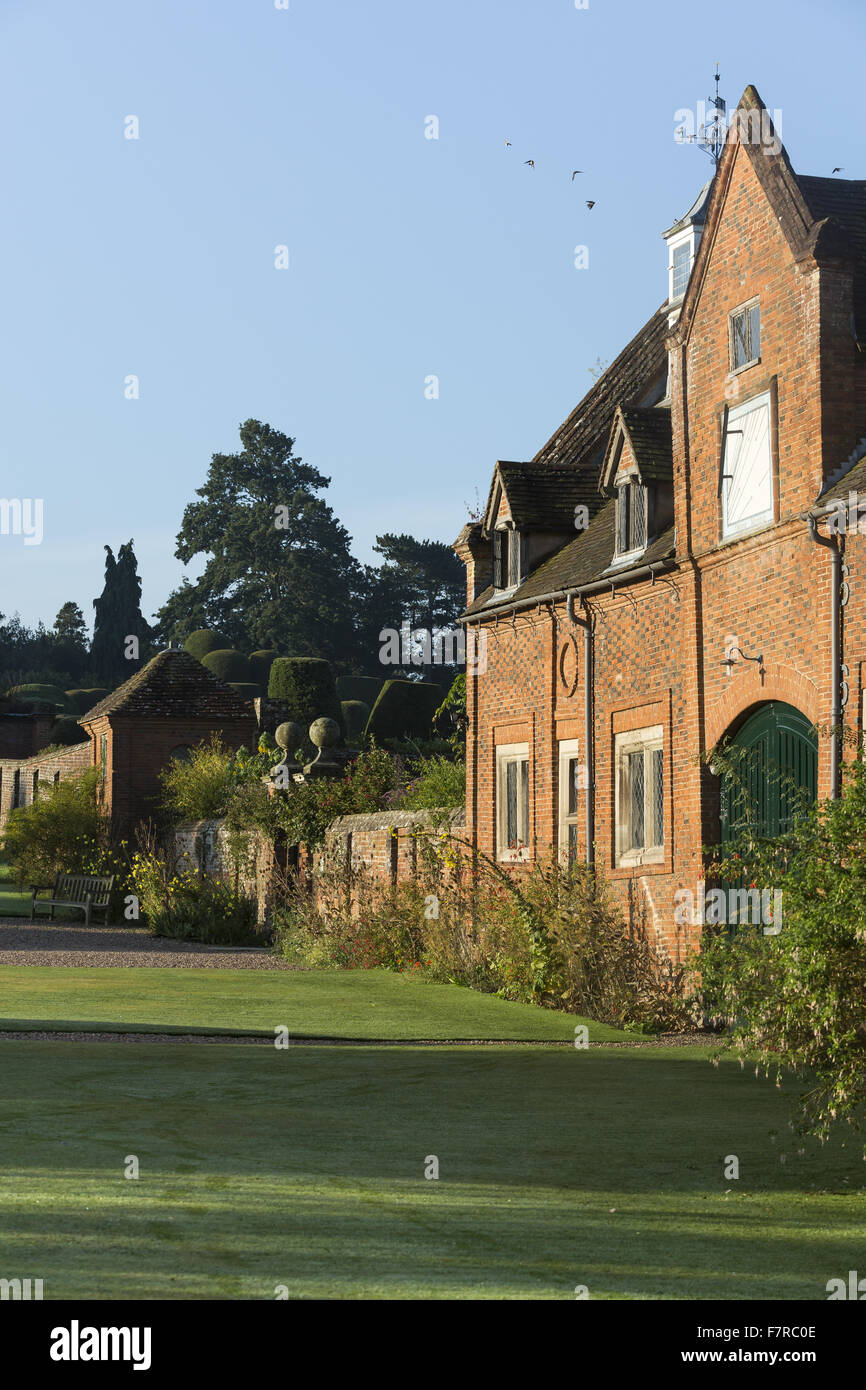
[{"xmin": 453, "ymin": 523, "xmax": 491, "ymax": 606}]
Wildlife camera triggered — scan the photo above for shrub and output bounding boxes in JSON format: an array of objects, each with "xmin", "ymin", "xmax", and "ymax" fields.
[
  {"xmin": 400, "ymin": 755, "xmax": 465, "ymax": 810},
  {"xmin": 201, "ymin": 649, "xmax": 252, "ymax": 684},
  {"xmin": 432, "ymin": 673, "xmax": 467, "ymax": 754},
  {"xmin": 273, "ymin": 744, "xmax": 401, "ymax": 849},
  {"xmin": 267, "ymin": 657, "xmax": 343, "ymax": 734},
  {"xmin": 129, "ymin": 836, "xmax": 260, "ymax": 945},
  {"xmin": 340, "ymin": 699, "xmax": 370, "ymax": 741},
  {"xmin": 159, "ymin": 735, "xmax": 235, "ymax": 823},
  {"xmin": 364, "ymin": 679, "xmax": 443, "ymax": 741},
  {"xmin": 8, "ymin": 683, "xmax": 69, "ymax": 711},
  {"xmin": 1, "ymin": 768, "xmax": 126, "ymax": 889},
  {"xmin": 695, "ymin": 744, "xmax": 866, "ymax": 1149},
  {"xmin": 249, "ymin": 649, "xmax": 278, "ymax": 686},
  {"xmin": 336, "ymin": 675, "xmax": 383, "ymax": 706},
  {"xmin": 184, "ymin": 629, "xmax": 230, "ymax": 661},
  {"xmin": 274, "ymin": 842, "xmax": 689, "ymax": 1030}
]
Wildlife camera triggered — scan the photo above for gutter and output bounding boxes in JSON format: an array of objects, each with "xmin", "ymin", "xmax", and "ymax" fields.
[
  {"xmin": 458, "ymin": 558, "xmax": 676, "ymax": 625},
  {"xmin": 807, "ymin": 512, "xmax": 842, "ymax": 799}
]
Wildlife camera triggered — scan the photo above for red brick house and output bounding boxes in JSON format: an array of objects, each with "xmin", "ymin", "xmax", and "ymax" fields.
[
  {"xmin": 78, "ymin": 647, "xmax": 256, "ymax": 828},
  {"xmin": 455, "ymin": 87, "xmax": 866, "ymax": 960}
]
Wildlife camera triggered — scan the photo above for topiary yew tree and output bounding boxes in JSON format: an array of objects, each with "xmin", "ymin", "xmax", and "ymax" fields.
[
  {"xmin": 268, "ymin": 657, "xmax": 342, "ymax": 735},
  {"xmin": 184, "ymin": 629, "xmax": 230, "ymax": 661},
  {"xmin": 200, "ymin": 649, "xmax": 252, "ymax": 685},
  {"xmin": 364, "ymin": 679, "xmax": 443, "ymax": 741}
]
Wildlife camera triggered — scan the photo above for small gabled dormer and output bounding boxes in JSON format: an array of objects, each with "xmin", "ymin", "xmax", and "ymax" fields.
[
  {"xmin": 601, "ymin": 406, "xmax": 674, "ymax": 568},
  {"xmin": 481, "ymin": 460, "xmax": 597, "ymax": 597}
]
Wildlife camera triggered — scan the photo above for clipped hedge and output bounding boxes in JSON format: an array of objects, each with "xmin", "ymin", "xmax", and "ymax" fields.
[
  {"xmin": 267, "ymin": 657, "xmax": 343, "ymax": 735},
  {"xmin": 8, "ymin": 683, "xmax": 69, "ymax": 711},
  {"xmin": 65, "ymin": 688, "xmax": 110, "ymax": 714},
  {"xmin": 364, "ymin": 680, "xmax": 443, "ymax": 741},
  {"xmin": 340, "ymin": 699, "xmax": 370, "ymax": 742},
  {"xmin": 47, "ymin": 716, "xmax": 89, "ymax": 747},
  {"xmin": 184, "ymin": 629, "xmax": 230, "ymax": 661},
  {"xmin": 335, "ymin": 675, "xmax": 383, "ymax": 706},
  {"xmin": 200, "ymin": 649, "xmax": 252, "ymax": 684},
  {"xmin": 249, "ymin": 649, "xmax": 278, "ymax": 686},
  {"xmin": 227, "ymin": 682, "xmax": 262, "ymax": 701}
]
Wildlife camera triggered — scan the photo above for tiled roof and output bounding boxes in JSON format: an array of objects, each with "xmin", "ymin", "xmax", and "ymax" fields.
[
  {"xmin": 79, "ymin": 649, "xmax": 256, "ymax": 722},
  {"xmin": 531, "ymin": 304, "xmax": 669, "ymax": 472},
  {"xmin": 796, "ymin": 176, "xmax": 866, "ymax": 336},
  {"xmin": 608, "ymin": 406, "xmax": 673, "ymax": 487},
  {"xmin": 464, "ymin": 502, "xmax": 676, "ymax": 616},
  {"xmin": 818, "ymin": 451, "xmax": 866, "ymax": 506},
  {"xmin": 489, "ymin": 460, "xmax": 598, "ymax": 530}
]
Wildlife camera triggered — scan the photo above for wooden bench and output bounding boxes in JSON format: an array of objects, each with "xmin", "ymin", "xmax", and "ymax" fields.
[{"xmin": 30, "ymin": 873, "xmax": 116, "ymax": 926}]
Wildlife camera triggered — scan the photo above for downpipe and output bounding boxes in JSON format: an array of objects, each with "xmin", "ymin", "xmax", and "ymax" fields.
[
  {"xmin": 567, "ymin": 593, "xmax": 594, "ymax": 865},
  {"xmin": 808, "ymin": 515, "xmax": 842, "ymax": 799}
]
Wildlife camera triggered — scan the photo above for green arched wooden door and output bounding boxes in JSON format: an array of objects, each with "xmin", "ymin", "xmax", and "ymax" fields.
[{"xmin": 720, "ymin": 702, "xmax": 817, "ymax": 843}]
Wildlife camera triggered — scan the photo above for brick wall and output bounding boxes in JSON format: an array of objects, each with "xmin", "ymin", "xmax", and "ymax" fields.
[
  {"xmin": 0, "ymin": 741, "xmax": 93, "ymax": 831},
  {"xmin": 461, "ymin": 121, "xmax": 866, "ymax": 964},
  {"xmin": 169, "ymin": 819, "xmax": 284, "ymax": 925}
]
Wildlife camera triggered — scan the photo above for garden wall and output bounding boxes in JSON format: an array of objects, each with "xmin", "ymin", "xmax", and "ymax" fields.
[
  {"xmin": 168, "ymin": 807, "xmax": 466, "ymax": 926},
  {"xmin": 170, "ymin": 820, "xmax": 285, "ymax": 926},
  {"xmin": 322, "ymin": 807, "xmax": 466, "ymax": 885},
  {"xmin": 0, "ymin": 741, "xmax": 93, "ymax": 830}
]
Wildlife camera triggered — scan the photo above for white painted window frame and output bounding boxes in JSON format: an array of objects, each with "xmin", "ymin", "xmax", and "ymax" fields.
[
  {"xmin": 615, "ymin": 725, "xmax": 664, "ymax": 868},
  {"xmin": 557, "ymin": 738, "xmax": 582, "ymax": 865},
  {"xmin": 721, "ymin": 390, "xmax": 773, "ymax": 540},
  {"xmin": 496, "ymin": 741, "xmax": 530, "ymax": 863}
]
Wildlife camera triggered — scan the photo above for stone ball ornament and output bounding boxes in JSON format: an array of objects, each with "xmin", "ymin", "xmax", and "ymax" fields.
[
  {"xmin": 275, "ymin": 721, "xmax": 304, "ymax": 751},
  {"xmin": 309, "ymin": 717, "xmax": 340, "ymax": 749}
]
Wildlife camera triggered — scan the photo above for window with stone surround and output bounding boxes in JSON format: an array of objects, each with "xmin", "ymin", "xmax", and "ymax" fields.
[
  {"xmin": 721, "ymin": 390, "xmax": 773, "ymax": 538},
  {"xmin": 496, "ymin": 742, "xmax": 530, "ymax": 861},
  {"xmin": 615, "ymin": 725, "xmax": 664, "ymax": 867},
  {"xmin": 557, "ymin": 738, "xmax": 583, "ymax": 865}
]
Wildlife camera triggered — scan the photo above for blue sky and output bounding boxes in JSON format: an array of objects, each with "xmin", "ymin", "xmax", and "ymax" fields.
[{"xmin": 0, "ymin": 0, "xmax": 862, "ymax": 633}]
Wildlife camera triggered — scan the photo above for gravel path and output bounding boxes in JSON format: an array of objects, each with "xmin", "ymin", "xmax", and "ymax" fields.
[
  {"xmin": 0, "ymin": 1030, "xmax": 713, "ymax": 1047},
  {"xmin": 0, "ymin": 920, "xmax": 300, "ymax": 969}
]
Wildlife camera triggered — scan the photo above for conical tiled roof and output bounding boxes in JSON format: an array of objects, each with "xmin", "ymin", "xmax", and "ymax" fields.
[{"xmin": 79, "ymin": 649, "xmax": 255, "ymax": 722}]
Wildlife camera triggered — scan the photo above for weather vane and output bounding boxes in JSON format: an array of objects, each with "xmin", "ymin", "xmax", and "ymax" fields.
[{"xmin": 677, "ymin": 63, "xmax": 727, "ymax": 167}]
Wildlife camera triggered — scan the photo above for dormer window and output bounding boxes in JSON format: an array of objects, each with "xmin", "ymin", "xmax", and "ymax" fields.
[
  {"xmin": 671, "ymin": 242, "xmax": 691, "ymax": 299},
  {"xmin": 616, "ymin": 480, "xmax": 647, "ymax": 557},
  {"xmin": 492, "ymin": 526, "xmax": 526, "ymax": 590},
  {"xmin": 667, "ymin": 231, "xmax": 697, "ymax": 306}
]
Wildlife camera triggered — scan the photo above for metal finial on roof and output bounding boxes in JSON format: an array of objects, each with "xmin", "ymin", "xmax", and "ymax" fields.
[
  {"xmin": 676, "ymin": 63, "xmax": 727, "ymax": 168},
  {"xmin": 698, "ymin": 63, "xmax": 727, "ymax": 167}
]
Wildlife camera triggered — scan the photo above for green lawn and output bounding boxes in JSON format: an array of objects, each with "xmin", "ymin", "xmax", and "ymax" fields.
[
  {"xmin": 0, "ymin": 965, "xmax": 630, "ymax": 1040},
  {"xmin": 1, "ymin": 1041, "xmax": 862, "ymax": 1299}
]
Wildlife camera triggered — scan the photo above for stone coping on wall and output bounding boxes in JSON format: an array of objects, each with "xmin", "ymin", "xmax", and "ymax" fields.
[{"xmin": 326, "ymin": 807, "xmax": 466, "ymax": 833}]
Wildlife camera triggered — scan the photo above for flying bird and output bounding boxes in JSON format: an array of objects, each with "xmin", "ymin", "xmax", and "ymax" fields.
[
  {"xmin": 832, "ymin": 166, "xmax": 843, "ymax": 173},
  {"xmin": 586, "ymin": 200, "xmax": 595, "ymax": 209},
  {"xmin": 504, "ymin": 138, "xmax": 511, "ymax": 147},
  {"xmin": 571, "ymin": 170, "xmax": 582, "ymax": 180},
  {"xmin": 524, "ymin": 159, "xmax": 535, "ymax": 167}
]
